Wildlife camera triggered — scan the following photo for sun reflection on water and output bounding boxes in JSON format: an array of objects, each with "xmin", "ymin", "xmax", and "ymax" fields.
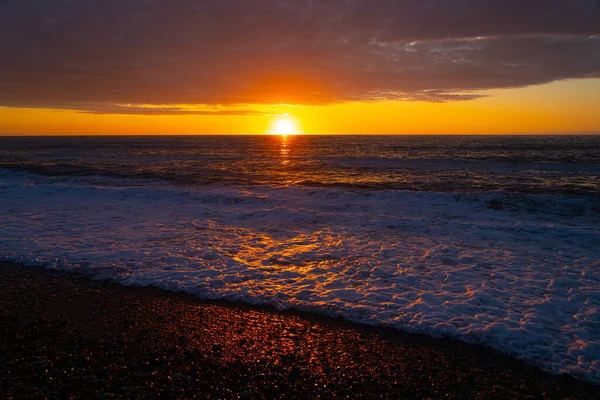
[{"xmin": 280, "ymin": 135, "xmax": 291, "ymax": 166}]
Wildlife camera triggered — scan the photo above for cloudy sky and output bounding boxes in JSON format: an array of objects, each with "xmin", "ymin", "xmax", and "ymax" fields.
[{"xmin": 1, "ymin": 0, "xmax": 599, "ymax": 134}]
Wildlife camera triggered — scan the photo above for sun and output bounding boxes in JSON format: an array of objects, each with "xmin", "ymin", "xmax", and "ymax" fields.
[{"xmin": 269, "ymin": 114, "xmax": 300, "ymax": 136}]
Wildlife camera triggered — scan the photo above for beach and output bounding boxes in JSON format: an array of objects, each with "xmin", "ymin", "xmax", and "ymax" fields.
[
  {"xmin": 1, "ymin": 262, "xmax": 597, "ymax": 399},
  {"xmin": 2, "ymin": 0, "xmax": 600, "ymax": 397}
]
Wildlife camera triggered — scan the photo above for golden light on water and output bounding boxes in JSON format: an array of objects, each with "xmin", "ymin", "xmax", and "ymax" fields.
[{"xmin": 269, "ymin": 114, "xmax": 301, "ymax": 136}]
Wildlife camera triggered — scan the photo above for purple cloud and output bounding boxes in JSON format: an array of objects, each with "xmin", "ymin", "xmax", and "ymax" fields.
[{"xmin": 0, "ymin": 0, "xmax": 598, "ymax": 112}]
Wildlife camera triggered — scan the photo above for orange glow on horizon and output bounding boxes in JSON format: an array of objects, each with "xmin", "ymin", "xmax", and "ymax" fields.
[{"xmin": 0, "ymin": 79, "xmax": 599, "ymax": 136}]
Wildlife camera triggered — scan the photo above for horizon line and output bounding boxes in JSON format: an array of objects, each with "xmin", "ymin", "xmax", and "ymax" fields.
[{"xmin": 1, "ymin": 132, "xmax": 599, "ymax": 137}]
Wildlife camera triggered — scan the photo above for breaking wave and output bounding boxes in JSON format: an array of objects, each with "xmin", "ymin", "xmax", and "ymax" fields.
[{"xmin": 1, "ymin": 169, "xmax": 599, "ymax": 384}]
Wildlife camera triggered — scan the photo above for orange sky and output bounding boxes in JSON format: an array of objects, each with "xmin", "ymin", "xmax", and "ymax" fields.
[{"xmin": 1, "ymin": 78, "xmax": 599, "ymax": 135}]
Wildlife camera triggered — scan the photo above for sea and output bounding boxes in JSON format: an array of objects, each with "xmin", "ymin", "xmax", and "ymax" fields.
[{"xmin": 1, "ymin": 135, "xmax": 599, "ymax": 383}]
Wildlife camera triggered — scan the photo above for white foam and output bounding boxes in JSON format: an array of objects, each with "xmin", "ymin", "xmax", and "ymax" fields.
[{"xmin": 1, "ymin": 169, "xmax": 599, "ymax": 383}]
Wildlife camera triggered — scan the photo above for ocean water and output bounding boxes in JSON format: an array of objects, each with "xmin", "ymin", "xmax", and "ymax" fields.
[{"xmin": 1, "ymin": 135, "xmax": 599, "ymax": 383}]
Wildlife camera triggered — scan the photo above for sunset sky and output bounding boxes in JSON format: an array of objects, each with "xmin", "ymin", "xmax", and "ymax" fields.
[{"xmin": 1, "ymin": 0, "xmax": 599, "ymax": 135}]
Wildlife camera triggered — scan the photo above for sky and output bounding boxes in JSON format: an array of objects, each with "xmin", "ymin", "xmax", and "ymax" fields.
[{"xmin": 0, "ymin": 0, "xmax": 599, "ymax": 135}]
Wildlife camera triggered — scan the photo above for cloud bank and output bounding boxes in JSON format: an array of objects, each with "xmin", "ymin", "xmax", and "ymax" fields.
[{"xmin": 0, "ymin": 0, "xmax": 599, "ymax": 113}]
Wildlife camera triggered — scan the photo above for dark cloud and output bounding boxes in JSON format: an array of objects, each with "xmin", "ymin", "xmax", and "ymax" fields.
[
  {"xmin": 5, "ymin": 103, "xmax": 271, "ymax": 116},
  {"xmin": 0, "ymin": 0, "xmax": 599, "ymax": 112},
  {"xmin": 78, "ymin": 107, "xmax": 270, "ymax": 116}
]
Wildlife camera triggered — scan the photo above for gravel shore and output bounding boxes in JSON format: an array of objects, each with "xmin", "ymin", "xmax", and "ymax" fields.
[{"xmin": 0, "ymin": 262, "xmax": 597, "ymax": 399}]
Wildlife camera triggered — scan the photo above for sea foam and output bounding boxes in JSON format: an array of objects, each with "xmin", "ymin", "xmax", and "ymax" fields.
[{"xmin": 1, "ymin": 169, "xmax": 599, "ymax": 383}]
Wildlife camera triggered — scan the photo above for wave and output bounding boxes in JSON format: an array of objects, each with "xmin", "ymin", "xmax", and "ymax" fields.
[
  {"xmin": 2, "ymin": 159, "xmax": 600, "ymax": 196},
  {"xmin": 1, "ymin": 169, "xmax": 599, "ymax": 384}
]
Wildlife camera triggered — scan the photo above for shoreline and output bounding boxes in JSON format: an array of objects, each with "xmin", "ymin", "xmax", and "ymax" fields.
[{"xmin": 1, "ymin": 261, "xmax": 597, "ymax": 399}]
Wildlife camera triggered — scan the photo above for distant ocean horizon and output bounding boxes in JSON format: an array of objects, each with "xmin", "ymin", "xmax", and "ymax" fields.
[
  {"xmin": 1, "ymin": 135, "xmax": 599, "ymax": 383},
  {"xmin": 2, "ymin": 133, "xmax": 600, "ymax": 138},
  {"xmin": 2, "ymin": 135, "xmax": 600, "ymax": 194}
]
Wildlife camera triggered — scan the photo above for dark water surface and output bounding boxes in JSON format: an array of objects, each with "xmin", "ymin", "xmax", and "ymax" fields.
[{"xmin": 1, "ymin": 135, "xmax": 599, "ymax": 195}]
